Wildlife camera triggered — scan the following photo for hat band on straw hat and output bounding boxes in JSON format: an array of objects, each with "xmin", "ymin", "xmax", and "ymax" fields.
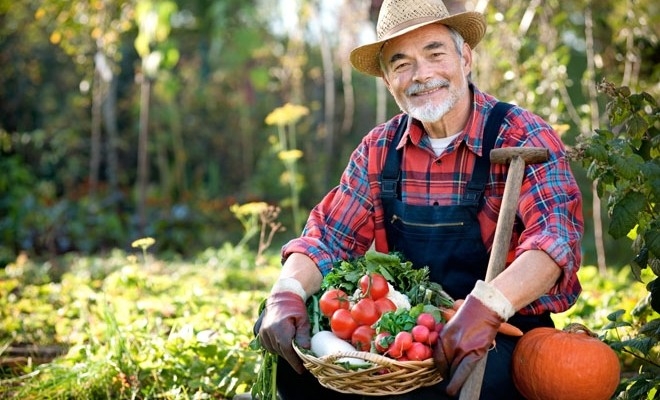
[{"xmin": 381, "ymin": 16, "xmax": 439, "ymax": 39}]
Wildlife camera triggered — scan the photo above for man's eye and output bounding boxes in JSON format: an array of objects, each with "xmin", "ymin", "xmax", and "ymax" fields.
[{"xmin": 393, "ymin": 62, "xmax": 409, "ymax": 71}]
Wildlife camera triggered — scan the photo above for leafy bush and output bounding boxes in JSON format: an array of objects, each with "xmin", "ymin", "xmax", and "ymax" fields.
[{"xmin": 573, "ymin": 81, "xmax": 660, "ymax": 399}]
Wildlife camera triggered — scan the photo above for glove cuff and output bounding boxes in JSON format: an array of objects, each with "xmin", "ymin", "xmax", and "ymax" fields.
[
  {"xmin": 470, "ymin": 280, "xmax": 515, "ymax": 320},
  {"xmin": 271, "ymin": 277, "xmax": 307, "ymax": 301}
]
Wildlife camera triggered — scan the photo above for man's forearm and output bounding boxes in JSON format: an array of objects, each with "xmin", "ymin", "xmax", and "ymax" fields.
[
  {"xmin": 490, "ymin": 249, "xmax": 562, "ymax": 312},
  {"xmin": 272, "ymin": 253, "xmax": 323, "ymax": 300}
]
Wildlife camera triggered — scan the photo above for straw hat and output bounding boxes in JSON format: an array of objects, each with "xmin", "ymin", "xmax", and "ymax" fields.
[{"xmin": 350, "ymin": 0, "xmax": 486, "ymax": 76}]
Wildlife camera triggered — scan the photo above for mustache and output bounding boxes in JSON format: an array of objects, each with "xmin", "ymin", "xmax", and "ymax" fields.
[{"xmin": 405, "ymin": 79, "xmax": 450, "ymax": 96}]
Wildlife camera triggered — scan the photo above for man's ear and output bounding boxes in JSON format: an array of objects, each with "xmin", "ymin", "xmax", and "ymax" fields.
[
  {"xmin": 381, "ymin": 75, "xmax": 393, "ymax": 95},
  {"xmin": 462, "ymin": 42, "xmax": 473, "ymax": 76}
]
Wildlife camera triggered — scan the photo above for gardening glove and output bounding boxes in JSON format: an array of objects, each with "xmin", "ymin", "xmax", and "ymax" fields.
[
  {"xmin": 434, "ymin": 280, "xmax": 515, "ymax": 396},
  {"xmin": 255, "ymin": 280, "xmax": 311, "ymax": 374}
]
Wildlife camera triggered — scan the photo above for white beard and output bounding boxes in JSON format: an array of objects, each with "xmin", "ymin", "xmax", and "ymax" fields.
[
  {"xmin": 408, "ymin": 90, "xmax": 460, "ymax": 122},
  {"xmin": 395, "ymin": 77, "xmax": 466, "ymax": 123}
]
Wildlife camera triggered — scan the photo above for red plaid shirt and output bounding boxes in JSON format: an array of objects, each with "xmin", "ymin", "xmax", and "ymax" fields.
[{"xmin": 283, "ymin": 86, "xmax": 584, "ymax": 315}]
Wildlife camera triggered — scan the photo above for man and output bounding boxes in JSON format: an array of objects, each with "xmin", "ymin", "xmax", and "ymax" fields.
[{"xmin": 255, "ymin": 0, "xmax": 584, "ymax": 398}]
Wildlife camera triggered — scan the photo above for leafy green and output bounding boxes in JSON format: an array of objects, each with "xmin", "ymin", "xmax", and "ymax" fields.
[
  {"xmin": 249, "ymin": 299, "xmax": 279, "ymax": 400},
  {"xmin": 373, "ymin": 308, "xmax": 417, "ymax": 336},
  {"xmin": 322, "ymin": 250, "xmax": 452, "ymax": 308}
]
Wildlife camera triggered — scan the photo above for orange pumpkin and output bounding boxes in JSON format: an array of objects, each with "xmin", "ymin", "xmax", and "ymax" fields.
[{"xmin": 512, "ymin": 324, "xmax": 620, "ymax": 400}]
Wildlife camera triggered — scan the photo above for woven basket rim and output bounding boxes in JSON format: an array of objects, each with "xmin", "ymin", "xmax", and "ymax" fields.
[{"xmin": 293, "ymin": 341, "xmax": 443, "ymax": 396}]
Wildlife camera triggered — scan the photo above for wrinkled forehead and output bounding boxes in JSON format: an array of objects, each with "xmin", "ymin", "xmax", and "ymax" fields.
[{"xmin": 380, "ymin": 23, "xmax": 453, "ymax": 56}]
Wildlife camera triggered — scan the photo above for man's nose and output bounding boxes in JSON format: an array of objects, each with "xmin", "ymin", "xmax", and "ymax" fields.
[{"xmin": 412, "ymin": 60, "xmax": 434, "ymax": 83}]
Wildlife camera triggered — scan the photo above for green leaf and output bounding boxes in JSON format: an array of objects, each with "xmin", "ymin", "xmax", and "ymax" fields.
[
  {"xmin": 644, "ymin": 226, "xmax": 660, "ymax": 259},
  {"xmin": 625, "ymin": 378, "xmax": 656, "ymax": 399},
  {"xmin": 608, "ymin": 97, "xmax": 631, "ymax": 126},
  {"xmin": 648, "ymin": 277, "xmax": 660, "ymax": 313},
  {"xmin": 619, "ymin": 336, "xmax": 655, "ymax": 355},
  {"xmin": 650, "ymin": 258, "xmax": 660, "ymax": 278},
  {"xmin": 613, "ymin": 154, "xmax": 644, "ymax": 180},
  {"xmin": 632, "ymin": 247, "xmax": 648, "ymax": 279},
  {"xmin": 637, "ymin": 318, "xmax": 660, "ymax": 337},
  {"xmin": 585, "ymin": 161, "xmax": 601, "ymax": 181},
  {"xmin": 609, "ymin": 191, "xmax": 646, "ymax": 239},
  {"xmin": 584, "ymin": 141, "xmax": 609, "ymax": 163},
  {"xmin": 626, "ymin": 113, "xmax": 649, "ymax": 141},
  {"xmin": 606, "ymin": 309, "xmax": 626, "ymax": 321}
]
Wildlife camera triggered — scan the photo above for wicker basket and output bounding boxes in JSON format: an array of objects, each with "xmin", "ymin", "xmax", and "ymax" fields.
[{"xmin": 293, "ymin": 342, "xmax": 443, "ymax": 396}]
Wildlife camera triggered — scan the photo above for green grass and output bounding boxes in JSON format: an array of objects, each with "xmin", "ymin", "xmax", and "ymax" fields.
[{"xmin": 0, "ymin": 246, "xmax": 656, "ymax": 399}]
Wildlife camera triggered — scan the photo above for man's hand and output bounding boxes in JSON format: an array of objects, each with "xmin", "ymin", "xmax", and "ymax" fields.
[
  {"xmin": 434, "ymin": 285, "xmax": 511, "ymax": 395},
  {"xmin": 255, "ymin": 291, "xmax": 311, "ymax": 374}
]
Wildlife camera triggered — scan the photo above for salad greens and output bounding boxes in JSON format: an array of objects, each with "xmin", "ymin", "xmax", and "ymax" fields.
[{"xmin": 323, "ymin": 250, "xmax": 453, "ymax": 308}]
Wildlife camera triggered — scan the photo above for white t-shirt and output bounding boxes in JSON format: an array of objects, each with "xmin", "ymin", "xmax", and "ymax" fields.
[{"xmin": 429, "ymin": 132, "xmax": 460, "ymax": 156}]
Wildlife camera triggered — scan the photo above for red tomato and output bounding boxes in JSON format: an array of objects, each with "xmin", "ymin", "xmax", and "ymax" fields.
[
  {"xmin": 351, "ymin": 325, "xmax": 376, "ymax": 351},
  {"xmin": 393, "ymin": 331, "xmax": 413, "ymax": 352},
  {"xmin": 374, "ymin": 297, "xmax": 397, "ymax": 316},
  {"xmin": 330, "ymin": 308, "xmax": 358, "ymax": 340},
  {"xmin": 406, "ymin": 342, "xmax": 432, "ymax": 361},
  {"xmin": 416, "ymin": 313, "xmax": 436, "ymax": 331},
  {"xmin": 350, "ymin": 298, "xmax": 380, "ymax": 326},
  {"xmin": 411, "ymin": 324, "xmax": 430, "ymax": 344},
  {"xmin": 319, "ymin": 288, "xmax": 350, "ymax": 318},
  {"xmin": 358, "ymin": 273, "xmax": 389, "ymax": 300},
  {"xmin": 374, "ymin": 332, "xmax": 393, "ymax": 353}
]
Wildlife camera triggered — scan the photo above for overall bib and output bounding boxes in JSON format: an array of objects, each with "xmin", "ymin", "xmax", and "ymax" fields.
[
  {"xmin": 377, "ymin": 102, "xmax": 551, "ymax": 399},
  {"xmin": 274, "ymin": 103, "xmax": 552, "ymax": 400}
]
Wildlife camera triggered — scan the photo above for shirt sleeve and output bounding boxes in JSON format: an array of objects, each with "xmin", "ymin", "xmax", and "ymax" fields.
[{"xmin": 506, "ymin": 111, "xmax": 585, "ymax": 314}]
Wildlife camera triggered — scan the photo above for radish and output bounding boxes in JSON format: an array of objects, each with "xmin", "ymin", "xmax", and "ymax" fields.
[
  {"xmin": 310, "ymin": 331, "xmax": 367, "ymax": 365},
  {"xmin": 411, "ymin": 324, "xmax": 430, "ymax": 344}
]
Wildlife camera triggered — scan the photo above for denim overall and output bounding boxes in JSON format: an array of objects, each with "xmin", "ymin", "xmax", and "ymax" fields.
[
  {"xmin": 375, "ymin": 102, "xmax": 550, "ymax": 399},
  {"xmin": 380, "ymin": 104, "xmax": 509, "ymax": 302},
  {"xmin": 275, "ymin": 103, "xmax": 552, "ymax": 400}
]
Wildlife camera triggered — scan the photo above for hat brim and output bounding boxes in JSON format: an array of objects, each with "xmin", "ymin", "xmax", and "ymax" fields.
[{"xmin": 350, "ymin": 12, "xmax": 486, "ymax": 77}]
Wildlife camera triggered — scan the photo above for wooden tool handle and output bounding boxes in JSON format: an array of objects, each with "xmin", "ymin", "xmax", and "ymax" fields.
[{"xmin": 458, "ymin": 155, "xmax": 528, "ymax": 400}]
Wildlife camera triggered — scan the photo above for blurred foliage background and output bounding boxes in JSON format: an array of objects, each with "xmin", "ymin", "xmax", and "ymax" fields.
[
  {"xmin": 0, "ymin": 0, "xmax": 658, "ymax": 267},
  {"xmin": 1, "ymin": 1, "xmax": 659, "ymax": 398}
]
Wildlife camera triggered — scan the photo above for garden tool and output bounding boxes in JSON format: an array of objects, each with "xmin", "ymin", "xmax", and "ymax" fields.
[{"xmin": 459, "ymin": 146, "xmax": 550, "ymax": 400}]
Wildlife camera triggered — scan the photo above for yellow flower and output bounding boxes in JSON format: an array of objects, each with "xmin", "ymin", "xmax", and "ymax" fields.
[
  {"xmin": 131, "ymin": 237, "xmax": 156, "ymax": 249},
  {"xmin": 278, "ymin": 149, "xmax": 303, "ymax": 161},
  {"xmin": 230, "ymin": 202, "xmax": 269, "ymax": 218},
  {"xmin": 552, "ymin": 124, "xmax": 571, "ymax": 136},
  {"xmin": 265, "ymin": 103, "xmax": 309, "ymax": 126}
]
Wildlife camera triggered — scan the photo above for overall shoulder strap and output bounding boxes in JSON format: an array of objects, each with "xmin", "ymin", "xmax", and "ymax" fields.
[
  {"xmin": 463, "ymin": 102, "xmax": 515, "ymax": 204},
  {"xmin": 380, "ymin": 115, "xmax": 408, "ymax": 199}
]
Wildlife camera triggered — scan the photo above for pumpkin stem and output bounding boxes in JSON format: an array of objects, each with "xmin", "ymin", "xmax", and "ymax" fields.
[{"xmin": 563, "ymin": 322, "xmax": 598, "ymax": 337}]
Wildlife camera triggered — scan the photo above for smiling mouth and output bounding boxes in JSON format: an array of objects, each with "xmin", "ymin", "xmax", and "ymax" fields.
[
  {"xmin": 412, "ymin": 87, "xmax": 443, "ymax": 96},
  {"xmin": 408, "ymin": 81, "xmax": 449, "ymax": 97}
]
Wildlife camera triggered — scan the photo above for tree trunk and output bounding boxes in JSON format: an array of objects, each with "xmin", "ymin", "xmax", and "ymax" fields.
[
  {"xmin": 137, "ymin": 75, "xmax": 152, "ymax": 235},
  {"xmin": 103, "ymin": 76, "xmax": 120, "ymax": 194},
  {"xmin": 314, "ymin": 3, "xmax": 336, "ymax": 190},
  {"xmin": 585, "ymin": 6, "xmax": 607, "ymax": 273},
  {"xmin": 90, "ymin": 69, "xmax": 103, "ymax": 197}
]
